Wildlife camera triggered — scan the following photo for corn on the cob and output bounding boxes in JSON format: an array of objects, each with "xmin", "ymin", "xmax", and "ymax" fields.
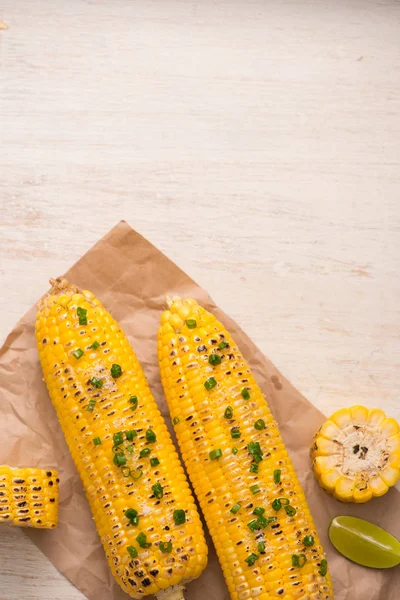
[
  {"xmin": 36, "ymin": 279, "xmax": 207, "ymax": 600},
  {"xmin": 311, "ymin": 406, "xmax": 400, "ymax": 503},
  {"xmin": 158, "ymin": 298, "xmax": 333, "ymax": 600},
  {"xmin": 0, "ymin": 466, "xmax": 58, "ymax": 528}
]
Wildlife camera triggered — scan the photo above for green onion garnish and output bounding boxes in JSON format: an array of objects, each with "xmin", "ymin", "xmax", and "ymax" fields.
[
  {"xmin": 127, "ymin": 545, "xmax": 138, "ymax": 558},
  {"xmin": 186, "ymin": 319, "xmax": 197, "ymax": 329},
  {"xmin": 73, "ymin": 348, "xmax": 84, "ymax": 360},
  {"xmin": 125, "ymin": 508, "xmax": 138, "ymax": 522},
  {"xmin": 250, "ymin": 484, "xmax": 261, "ymax": 495},
  {"xmin": 278, "ymin": 497, "xmax": 289, "ymax": 505},
  {"xmin": 129, "ymin": 396, "xmax": 138, "ymax": 410},
  {"xmin": 173, "ymin": 509, "xmax": 186, "ymax": 525},
  {"xmin": 87, "ymin": 400, "xmax": 96, "ymax": 412},
  {"xmin": 130, "ymin": 469, "xmax": 143, "ymax": 480},
  {"xmin": 126, "ymin": 430, "xmax": 137, "ymax": 441},
  {"xmin": 273, "ymin": 469, "xmax": 281, "ymax": 484},
  {"xmin": 241, "ymin": 388, "xmax": 250, "ymax": 400},
  {"xmin": 90, "ymin": 341, "xmax": 100, "ymax": 350},
  {"xmin": 136, "ymin": 532, "xmax": 152, "ymax": 548},
  {"xmin": 250, "ymin": 463, "xmax": 259, "ymax": 474},
  {"xmin": 257, "ymin": 515, "xmax": 269, "ymax": 529},
  {"xmin": 266, "ymin": 516, "xmax": 277, "ymax": 525},
  {"xmin": 296, "ymin": 553, "xmax": 307, "ymax": 567},
  {"xmin": 209, "ymin": 353, "xmax": 222, "ymax": 366},
  {"xmin": 248, "ymin": 442, "xmax": 262, "ymax": 458},
  {"xmin": 121, "ymin": 466, "xmax": 131, "ymax": 477},
  {"xmin": 90, "ymin": 377, "xmax": 103, "ymax": 389},
  {"xmin": 218, "ymin": 340, "xmax": 228, "ymax": 350},
  {"xmin": 113, "ymin": 452, "xmax": 126, "ymax": 467},
  {"xmin": 150, "ymin": 457, "xmax": 160, "ymax": 467},
  {"xmin": 152, "ymin": 483, "xmax": 163, "ymax": 499},
  {"xmin": 292, "ymin": 554, "xmax": 299, "ymax": 567},
  {"xmin": 172, "ymin": 417, "xmax": 180, "ymax": 425},
  {"xmin": 232, "ymin": 447, "xmax": 238, "ymax": 455},
  {"xmin": 146, "ymin": 429, "xmax": 156, "ymax": 443},
  {"xmin": 245, "ymin": 553, "xmax": 259, "ymax": 566},
  {"xmin": 159, "ymin": 541, "xmax": 173, "ymax": 553},
  {"xmin": 231, "ymin": 428, "xmax": 240, "ymax": 439},
  {"xmin": 253, "ymin": 507, "xmax": 265, "ymax": 517},
  {"xmin": 113, "ymin": 432, "xmax": 124, "ymax": 446},
  {"xmin": 111, "ymin": 363, "xmax": 122, "ymax": 379},
  {"xmin": 127, "ymin": 445, "xmax": 134, "ymax": 453},
  {"xmin": 247, "ymin": 519, "xmax": 260, "ymax": 532},
  {"xmin": 230, "ymin": 503, "xmax": 241, "ymax": 514},
  {"xmin": 303, "ymin": 535, "xmax": 315, "ymax": 547},
  {"xmin": 209, "ymin": 449, "xmax": 222, "ymax": 460},
  {"xmin": 285, "ymin": 505, "xmax": 296, "ymax": 517},
  {"xmin": 319, "ymin": 559, "xmax": 328, "ymax": 576},
  {"xmin": 272, "ymin": 499, "xmax": 281, "ymax": 511},
  {"xmin": 257, "ymin": 541, "xmax": 265, "ymax": 553},
  {"xmin": 254, "ymin": 419, "xmax": 265, "ymax": 430},
  {"xmin": 204, "ymin": 377, "xmax": 217, "ymax": 391},
  {"xmin": 224, "ymin": 406, "xmax": 233, "ymax": 419},
  {"xmin": 93, "ymin": 437, "xmax": 101, "ymax": 445},
  {"xmin": 140, "ymin": 448, "xmax": 151, "ymax": 458},
  {"xmin": 77, "ymin": 307, "xmax": 87, "ymax": 326}
]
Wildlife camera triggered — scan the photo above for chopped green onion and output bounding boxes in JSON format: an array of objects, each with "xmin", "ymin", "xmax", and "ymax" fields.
[
  {"xmin": 127, "ymin": 445, "xmax": 134, "ymax": 454},
  {"xmin": 254, "ymin": 419, "xmax": 265, "ymax": 430},
  {"xmin": 303, "ymin": 535, "xmax": 315, "ymax": 547},
  {"xmin": 266, "ymin": 516, "xmax": 277, "ymax": 525},
  {"xmin": 248, "ymin": 442, "xmax": 262, "ymax": 458},
  {"xmin": 218, "ymin": 340, "xmax": 228, "ymax": 350},
  {"xmin": 121, "ymin": 467, "xmax": 131, "ymax": 477},
  {"xmin": 140, "ymin": 448, "xmax": 151, "ymax": 458},
  {"xmin": 231, "ymin": 428, "xmax": 240, "ymax": 439},
  {"xmin": 146, "ymin": 429, "xmax": 156, "ymax": 443},
  {"xmin": 125, "ymin": 508, "xmax": 138, "ymax": 520},
  {"xmin": 224, "ymin": 406, "xmax": 233, "ymax": 419},
  {"xmin": 250, "ymin": 484, "xmax": 261, "ymax": 495},
  {"xmin": 298, "ymin": 553, "xmax": 307, "ymax": 567},
  {"xmin": 204, "ymin": 377, "xmax": 217, "ymax": 391},
  {"xmin": 253, "ymin": 507, "xmax": 265, "ymax": 517},
  {"xmin": 319, "ymin": 559, "xmax": 328, "ymax": 576},
  {"xmin": 230, "ymin": 503, "xmax": 241, "ymax": 514},
  {"xmin": 273, "ymin": 469, "xmax": 281, "ymax": 484},
  {"xmin": 129, "ymin": 396, "xmax": 138, "ymax": 410},
  {"xmin": 130, "ymin": 469, "xmax": 143, "ymax": 480},
  {"xmin": 257, "ymin": 515, "xmax": 269, "ymax": 529},
  {"xmin": 172, "ymin": 417, "xmax": 180, "ymax": 425},
  {"xmin": 112, "ymin": 445, "xmax": 122, "ymax": 453},
  {"xmin": 278, "ymin": 498, "xmax": 289, "ymax": 505},
  {"xmin": 113, "ymin": 432, "xmax": 124, "ymax": 446},
  {"xmin": 127, "ymin": 545, "xmax": 138, "ymax": 558},
  {"xmin": 113, "ymin": 453, "xmax": 126, "ymax": 467},
  {"xmin": 159, "ymin": 541, "xmax": 173, "ymax": 553},
  {"xmin": 245, "ymin": 553, "xmax": 259, "ymax": 566},
  {"xmin": 285, "ymin": 505, "xmax": 297, "ymax": 517},
  {"xmin": 152, "ymin": 483, "xmax": 164, "ymax": 499},
  {"xmin": 90, "ymin": 377, "xmax": 103, "ymax": 389},
  {"xmin": 77, "ymin": 307, "xmax": 87, "ymax": 326},
  {"xmin": 250, "ymin": 463, "xmax": 259, "ymax": 474},
  {"xmin": 173, "ymin": 509, "xmax": 186, "ymax": 525},
  {"xmin": 232, "ymin": 447, "xmax": 238, "ymax": 455},
  {"xmin": 111, "ymin": 363, "xmax": 122, "ymax": 379},
  {"xmin": 292, "ymin": 554, "xmax": 299, "ymax": 567},
  {"xmin": 150, "ymin": 457, "xmax": 160, "ymax": 467},
  {"xmin": 247, "ymin": 519, "xmax": 260, "ymax": 532},
  {"xmin": 209, "ymin": 353, "xmax": 222, "ymax": 366},
  {"xmin": 257, "ymin": 541, "xmax": 265, "ymax": 553},
  {"xmin": 73, "ymin": 348, "xmax": 84, "ymax": 360},
  {"xmin": 93, "ymin": 437, "xmax": 101, "ymax": 445},
  {"xmin": 87, "ymin": 400, "xmax": 96, "ymax": 412},
  {"xmin": 186, "ymin": 319, "xmax": 197, "ymax": 329},
  {"xmin": 90, "ymin": 341, "xmax": 100, "ymax": 350},
  {"xmin": 272, "ymin": 499, "xmax": 282, "ymax": 511},
  {"xmin": 126, "ymin": 430, "xmax": 137, "ymax": 441},
  {"xmin": 136, "ymin": 532, "xmax": 152, "ymax": 548},
  {"xmin": 209, "ymin": 449, "xmax": 222, "ymax": 460},
  {"xmin": 241, "ymin": 388, "xmax": 250, "ymax": 400}
]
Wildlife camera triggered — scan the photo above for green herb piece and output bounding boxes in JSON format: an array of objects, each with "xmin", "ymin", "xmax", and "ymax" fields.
[
  {"xmin": 130, "ymin": 469, "xmax": 143, "ymax": 480},
  {"xmin": 73, "ymin": 348, "xmax": 84, "ymax": 360},
  {"xmin": 241, "ymin": 388, "xmax": 250, "ymax": 400},
  {"xmin": 254, "ymin": 419, "xmax": 265, "ymax": 430},
  {"xmin": 209, "ymin": 449, "xmax": 223, "ymax": 460},
  {"xmin": 303, "ymin": 535, "xmax": 315, "ymax": 547},
  {"xmin": 127, "ymin": 445, "xmax": 134, "ymax": 454},
  {"xmin": 136, "ymin": 532, "xmax": 152, "ymax": 548},
  {"xmin": 245, "ymin": 553, "xmax": 259, "ymax": 566},
  {"xmin": 90, "ymin": 341, "xmax": 100, "ymax": 350},
  {"xmin": 90, "ymin": 377, "xmax": 103, "ymax": 389},
  {"xmin": 230, "ymin": 503, "xmax": 241, "ymax": 514},
  {"xmin": 253, "ymin": 507, "xmax": 265, "ymax": 517},
  {"xmin": 209, "ymin": 353, "xmax": 222, "ymax": 366},
  {"xmin": 140, "ymin": 448, "xmax": 151, "ymax": 458},
  {"xmin": 266, "ymin": 516, "xmax": 277, "ymax": 525},
  {"xmin": 152, "ymin": 483, "xmax": 163, "ymax": 499},
  {"xmin": 127, "ymin": 545, "xmax": 138, "ymax": 558},
  {"xmin": 232, "ymin": 447, "xmax": 238, "ymax": 455},
  {"xmin": 87, "ymin": 400, "xmax": 96, "ymax": 412},
  {"xmin": 129, "ymin": 396, "xmax": 138, "ymax": 410},
  {"xmin": 231, "ymin": 428, "xmax": 241, "ymax": 439},
  {"xmin": 250, "ymin": 463, "xmax": 259, "ymax": 474},
  {"xmin": 248, "ymin": 442, "xmax": 263, "ymax": 459},
  {"xmin": 77, "ymin": 307, "xmax": 87, "ymax": 326},
  {"xmin": 285, "ymin": 505, "xmax": 297, "ymax": 517},
  {"xmin": 93, "ymin": 437, "xmax": 101, "ymax": 445},
  {"xmin": 257, "ymin": 541, "xmax": 265, "ymax": 553},
  {"xmin": 125, "ymin": 508, "xmax": 138, "ymax": 522},
  {"xmin": 172, "ymin": 417, "xmax": 180, "ymax": 425},
  {"xmin": 121, "ymin": 467, "xmax": 131, "ymax": 477},
  {"xmin": 298, "ymin": 554, "xmax": 307, "ymax": 567},
  {"xmin": 250, "ymin": 484, "xmax": 261, "ymax": 495},
  {"xmin": 204, "ymin": 377, "xmax": 217, "ymax": 391},
  {"xmin": 173, "ymin": 510, "xmax": 186, "ymax": 525},
  {"xmin": 113, "ymin": 452, "xmax": 126, "ymax": 467},
  {"xmin": 292, "ymin": 554, "xmax": 299, "ymax": 567},
  {"xmin": 126, "ymin": 430, "xmax": 137, "ymax": 441},
  {"xmin": 319, "ymin": 559, "xmax": 328, "ymax": 576},
  {"xmin": 278, "ymin": 498, "xmax": 289, "ymax": 506},
  {"xmin": 150, "ymin": 457, "xmax": 160, "ymax": 467},
  {"xmin": 186, "ymin": 319, "xmax": 197, "ymax": 329},
  {"xmin": 247, "ymin": 519, "xmax": 260, "ymax": 532},
  {"xmin": 160, "ymin": 541, "xmax": 173, "ymax": 553},
  {"xmin": 273, "ymin": 469, "xmax": 281, "ymax": 484},
  {"xmin": 146, "ymin": 429, "xmax": 156, "ymax": 443},
  {"xmin": 218, "ymin": 341, "xmax": 228, "ymax": 350},
  {"xmin": 224, "ymin": 406, "xmax": 233, "ymax": 419},
  {"xmin": 272, "ymin": 499, "xmax": 282, "ymax": 511},
  {"xmin": 113, "ymin": 432, "xmax": 124, "ymax": 446},
  {"xmin": 111, "ymin": 363, "xmax": 122, "ymax": 379},
  {"xmin": 257, "ymin": 515, "xmax": 270, "ymax": 529}
]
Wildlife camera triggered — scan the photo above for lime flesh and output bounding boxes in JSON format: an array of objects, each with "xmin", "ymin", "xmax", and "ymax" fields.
[{"xmin": 329, "ymin": 516, "xmax": 400, "ymax": 569}]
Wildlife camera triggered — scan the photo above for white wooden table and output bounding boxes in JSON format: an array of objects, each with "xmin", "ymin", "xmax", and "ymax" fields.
[{"xmin": 0, "ymin": 1, "xmax": 399, "ymax": 598}]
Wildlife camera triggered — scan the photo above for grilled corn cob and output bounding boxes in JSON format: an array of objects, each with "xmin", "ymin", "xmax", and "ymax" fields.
[
  {"xmin": 36, "ymin": 279, "xmax": 207, "ymax": 600},
  {"xmin": 0, "ymin": 466, "xmax": 58, "ymax": 528},
  {"xmin": 311, "ymin": 406, "xmax": 400, "ymax": 503},
  {"xmin": 158, "ymin": 298, "xmax": 333, "ymax": 600}
]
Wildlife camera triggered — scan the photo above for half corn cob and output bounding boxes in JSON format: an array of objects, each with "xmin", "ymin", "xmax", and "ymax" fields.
[
  {"xmin": 158, "ymin": 298, "xmax": 333, "ymax": 600},
  {"xmin": 36, "ymin": 279, "xmax": 207, "ymax": 600},
  {"xmin": 0, "ymin": 466, "xmax": 58, "ymax": 528}
]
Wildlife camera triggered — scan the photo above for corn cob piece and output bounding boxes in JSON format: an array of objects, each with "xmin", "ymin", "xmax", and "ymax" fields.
[
  {"xmin": 0, "ymin": 466, "xmax": 58, "ymax": 528},
  {"xmin": 158, "ymin": 298, "xmax": 333, "ymax": 600},
  {"xmin": 36, "ymin": 279, "xmax": 207, "ymax": 600},
  {"xmin": 311, "ymin": 406, "xmax": 400, "ymax": 503}
]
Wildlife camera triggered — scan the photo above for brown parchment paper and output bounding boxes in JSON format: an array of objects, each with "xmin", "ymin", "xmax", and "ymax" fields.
[{"xmin": 0, "ymin": 221, "xmax": 398, "ymax": 600}]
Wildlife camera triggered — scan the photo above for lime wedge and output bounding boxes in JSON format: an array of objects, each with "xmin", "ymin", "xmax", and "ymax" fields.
[{"xmin": 329, "ymin": 516, "xmax": 400, "ymax": 568}]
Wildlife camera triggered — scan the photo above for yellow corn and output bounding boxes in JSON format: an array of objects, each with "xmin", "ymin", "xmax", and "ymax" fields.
[
  {"xmin": 36, "ymin": 279, "xmax": 207, "ymax": 600},
  {"xmin": 158, "ymin": 298, "xmax": 333, "ymax": 600},
  {"xmin": 0, "ymin": 466, "xmax": 58, "ymax": 528}
]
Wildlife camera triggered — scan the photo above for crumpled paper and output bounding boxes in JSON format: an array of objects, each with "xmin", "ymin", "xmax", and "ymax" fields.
[{"xmin": 0, "ymin": 221, "xmax": 398, "ymax": 600}]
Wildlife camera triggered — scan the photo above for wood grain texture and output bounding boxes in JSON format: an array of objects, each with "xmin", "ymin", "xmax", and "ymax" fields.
[{"xmin": 0, "ymin": 0, "xmax": 399, "ymax": 598}]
